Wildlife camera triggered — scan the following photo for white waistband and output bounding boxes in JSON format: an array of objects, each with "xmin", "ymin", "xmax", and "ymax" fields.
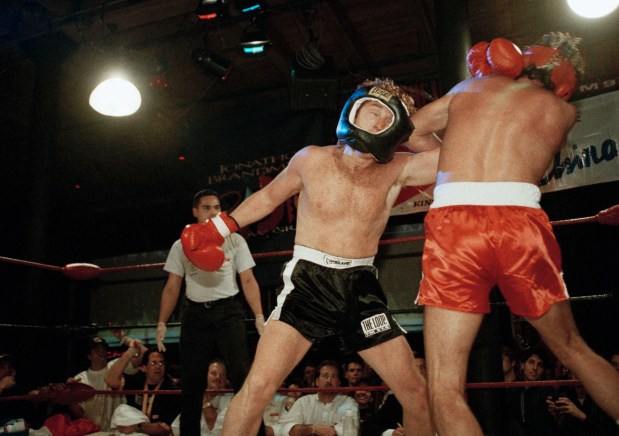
[
  {"xmin": 293, "ymin": 245, "xmax": 375, "ymax": 268},
  {"xmin": 431, "ymin": 182, "xmax": 541, "ymax": 208}
]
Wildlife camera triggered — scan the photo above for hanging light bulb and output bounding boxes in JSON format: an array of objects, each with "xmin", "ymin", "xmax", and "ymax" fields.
[{"xmin": 89, "ymin": 78, "xmax": 142, "ymax": 117}]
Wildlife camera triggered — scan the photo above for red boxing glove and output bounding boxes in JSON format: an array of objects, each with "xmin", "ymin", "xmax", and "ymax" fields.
[
  {"xmin": 467, "ymin": 41, "xmax": 493, "ymax": 78},
  {"xmin": 486, "ymin": 38, "xmax": 524, "ymax": 79},
  {"xmin": 523, "ymin": 46, "xmax": 577, "ymax": 101},
  {"xmin": 181, "ymin": 212, "xmax": 240, "ymax": 272},
  {"xmin": 550, "ymin": 61, "xmax": 577, "ymax": 101}
]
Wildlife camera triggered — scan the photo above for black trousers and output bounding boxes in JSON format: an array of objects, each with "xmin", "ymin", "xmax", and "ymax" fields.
[{"xmin": 179, "ymin": 294, "xmax": 250, "ymax": 436}]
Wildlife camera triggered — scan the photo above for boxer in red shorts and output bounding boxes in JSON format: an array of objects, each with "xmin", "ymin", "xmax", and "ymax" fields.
[
  {"xmin": 411, "ymin": 32, "xmax": 619, "ymax": 435},
  {"xmin": 418, "ymin": 182, "xmax": 569, "ymax": 318}
]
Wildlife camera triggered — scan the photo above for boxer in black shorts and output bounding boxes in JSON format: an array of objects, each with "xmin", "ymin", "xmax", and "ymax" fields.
[
  {"xmin": 272, "ymin": 245, "xmax": 406, "ymax": 351},
  {"xmin": 181, "ymin": 78, "xmax": 441, "ymax": 436}
]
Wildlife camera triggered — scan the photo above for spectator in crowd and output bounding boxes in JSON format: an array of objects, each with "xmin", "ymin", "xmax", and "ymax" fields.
[
  {"xmin": 300, "ymin": 362, "xmax": 317, "ymax": 388},
  {"xmin": 278, "ymin": 360, "xmax": 359, "ymax": 435},
  {"xmin": 171, "ymin": 358, "xmax": 233, "ymax": 436},
  {"xmin": 342, "ymin": 355, "xmax": 365, "ymax": 388},
  {"xmin": 0, "ymin": 353, "xmax": 37, "ymax": 425},
  {"xmin": 67, "ymin": 335, "xmax": 144, "ymax": 431},
  {"xmin": 355, "ymin": 379, "xmax": 377, "ymax": 434},
  {"xmin": 505, "ymin": 349, "xmax": 559, "ymax": 435},
  {"xmin": 548, "ymin": 366, "xmax": 619, "ymax": 436},
  {"xmin": 106, "ymin": 344, "xmax": 179, "ymax": 435}
]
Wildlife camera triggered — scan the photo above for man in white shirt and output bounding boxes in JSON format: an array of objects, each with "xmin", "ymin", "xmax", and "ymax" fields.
[
  {"xmin": 279, "ymin": 361, "xmax": 359, "ymax": 436},
  {"xmin": 68, "ymin": 336, "xmax": 142, "ymax": 431}
]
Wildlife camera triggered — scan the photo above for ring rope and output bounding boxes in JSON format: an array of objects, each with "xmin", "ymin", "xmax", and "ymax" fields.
[
  {"xmin": 0, "ymin": 204, "xmax": 617, "ymax": 280},
  {"xmin": 0, "ymin": 380, "xmax": 584, "ymax": 404}
]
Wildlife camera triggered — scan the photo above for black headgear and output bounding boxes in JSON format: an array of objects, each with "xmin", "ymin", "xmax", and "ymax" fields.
[{"xmin": 336, "ymin": 86, "xmax": 414, "ymax": 163}]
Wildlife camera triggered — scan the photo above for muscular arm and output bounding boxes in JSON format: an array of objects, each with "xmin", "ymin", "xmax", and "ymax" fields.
[
  {"xmin": 238, "ymin": 268, "xmax": 263, "ymax": 318},
  {"xmin": 399, "ymin": 147, "xmax": 440, "ymax": 187},
  {"xmin": 230, "ymin": 148, "xmax": 305, "ymax": 228},
  {"xmin": 158, "ymin": 273, "xmax": 183, "ymax": 324},
  {"xmin": 406, "ymin": 93, "xmax": 453, "ymax": 151}
]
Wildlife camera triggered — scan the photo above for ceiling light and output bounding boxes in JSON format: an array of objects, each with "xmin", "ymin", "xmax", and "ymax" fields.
[
  {"xmin": 89, "ymin": 78, "xmax": 142, "ymax": 117},
  {"xmin": 239, "ymin": 21, "xmax": 270, "ymax": 54},
  {"xmin": 567, "ymin": 0, "xmax": 619, "ymax": 17},
  {"xmin": 196, "ymin": 0, "xmax": 229, "ymax": 20},
  {"xmin": 235, "ymin": 0, "xmax": 266, "ymax": 13}
]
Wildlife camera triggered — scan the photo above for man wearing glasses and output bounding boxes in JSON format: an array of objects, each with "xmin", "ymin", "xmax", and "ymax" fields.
[
  {"xmin": 106, "ymin": 346, "xmax": 180, "ymax": 434},
  {"xmin": 156, "ymin": 189, "xmax": 265, "ymax": 436}
]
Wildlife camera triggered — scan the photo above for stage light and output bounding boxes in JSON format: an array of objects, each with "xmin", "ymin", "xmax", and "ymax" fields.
[
  {"xmin": 196, "ymin": 0, "xmax": 229, "ymax": 20},
  {"xmin": 89, "ymin": 78, "xmax": 142, "ymax": 116},
  {"xmin": 567, "ymin": 0, "xmax": 619, "ymax": 17},
  {"xmin": 235, "ymin": 0, "xmax": 266, "ymax": 14},
  {"xmin": 239, "ymin": 20, "xmax": 270, "ymax": 54},
  {"xmin": 193, "ymin": 49, "xmax": 232, "ymax": 81}
]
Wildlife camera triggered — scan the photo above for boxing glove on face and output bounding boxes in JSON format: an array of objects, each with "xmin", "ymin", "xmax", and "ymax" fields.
[
  {"xmin": 486, "ymin": 38, "xmax": 524, "ymax": 79},
  {"xmin": 467, "ymin": 41, "xmax": 493, "ymax": 77},
  {"xmin": 181, "ymin": 212, "xmax": 240, "ymax": 272}
]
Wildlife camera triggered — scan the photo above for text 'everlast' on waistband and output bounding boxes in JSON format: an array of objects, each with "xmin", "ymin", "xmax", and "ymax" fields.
[{"xmin": 293, "ymin": 245, "xmax": 374, "ymax": 269}]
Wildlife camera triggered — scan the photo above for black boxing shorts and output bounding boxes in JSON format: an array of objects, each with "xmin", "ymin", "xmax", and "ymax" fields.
[{"xmin": 268, "ymin": 245, "xmax": 406, "ymax": 352}]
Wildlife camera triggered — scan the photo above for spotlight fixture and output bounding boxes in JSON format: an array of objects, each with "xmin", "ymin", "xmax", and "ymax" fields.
[
  {"xmin": 193, "ymin": 49, "xmax": 232, "ymax": 81},
  {"xmin": 239, "ymin": 19, "xmax": 270, "ymax": 54},
  {"xmin": 196, "ymin": 0, "xmax": 229, "ymax": 20},
  {"xmin": 89, "ymin": 77, "xmax": 142, "ymax": 116},
  {"xmin": 235, "ymin": 0, "xmax": 266, "ymax": 14}
]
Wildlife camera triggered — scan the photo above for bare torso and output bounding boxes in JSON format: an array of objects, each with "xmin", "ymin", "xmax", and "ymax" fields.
[
  {"xmin": 294, "ymin": 146, "xmax": 407, "ymax": 258},
  {"xmin": 436, "ymin": 76, "xmax": 577, "ymax": 185},
  {"xmin": 232, "ymin": 144, "xmax": 439, "ymax": 259}
]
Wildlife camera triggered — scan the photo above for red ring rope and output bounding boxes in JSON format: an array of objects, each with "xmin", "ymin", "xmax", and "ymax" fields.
[
  {"xmin": 0, "ymin": 204, "xmax": 617, "ymax": 280},
  {"xmin": 0, "ymin": 379, "xmax": 584, "ymax": 404}
]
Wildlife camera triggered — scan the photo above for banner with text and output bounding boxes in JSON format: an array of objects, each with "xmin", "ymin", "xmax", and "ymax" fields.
[{"xmin": 540, "ymin": 89, "xmax": 619, "ymax": 192}]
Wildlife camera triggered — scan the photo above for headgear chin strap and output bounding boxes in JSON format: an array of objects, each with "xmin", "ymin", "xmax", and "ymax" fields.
[{"xmin": 336, "ymin": 86, "xmax": 414, "ymax": 163}]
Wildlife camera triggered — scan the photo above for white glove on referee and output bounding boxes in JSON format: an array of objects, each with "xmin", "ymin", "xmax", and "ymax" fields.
[
  {"xmin": 255, "ymin": 314, "xmax": 266, "ymax": 336},
  {"xmin": 156, "ymin": 322, "xmax": 167, "ymax": 352}
]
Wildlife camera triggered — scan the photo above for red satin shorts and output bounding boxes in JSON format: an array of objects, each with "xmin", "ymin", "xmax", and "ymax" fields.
[{"xmin": 417, "ymin": 197, "xmax": 569, "ymax": 318}]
